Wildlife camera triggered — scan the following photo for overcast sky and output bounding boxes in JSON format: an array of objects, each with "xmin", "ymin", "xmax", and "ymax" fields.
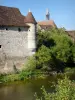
[{"xmin": 0, "ymin": 0, "xmax": 75, "ymax": 30}]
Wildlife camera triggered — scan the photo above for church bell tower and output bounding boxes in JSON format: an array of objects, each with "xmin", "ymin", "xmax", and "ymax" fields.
[{"xmin": 46, "ymin": 9, "xmax": 50, "ymax": 20}]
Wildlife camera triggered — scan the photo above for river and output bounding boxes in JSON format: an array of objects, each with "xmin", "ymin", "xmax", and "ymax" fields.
[{"xmin": 0, "ymin": 76, "xmax": 56, "ymax": 100}]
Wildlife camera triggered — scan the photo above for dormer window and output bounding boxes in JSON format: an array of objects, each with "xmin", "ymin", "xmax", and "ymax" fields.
[{"xmin": 18, "ymin": 28, "xmax": 21, "ymax": 32}]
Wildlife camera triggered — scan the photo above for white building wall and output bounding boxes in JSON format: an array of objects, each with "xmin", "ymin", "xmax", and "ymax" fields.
[
  {"xmin": 0, "ymin": 26, "xmax": 28, "ymax": 58},
  {"xmin": 0, "ymin": 25, "xmax": 36, "ymax": 74},
  {"xmin": 27, "ymin": 23, "xmax": 36, "ymax": 56}
]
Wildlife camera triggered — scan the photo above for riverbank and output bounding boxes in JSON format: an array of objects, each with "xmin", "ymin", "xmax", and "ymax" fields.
[
  {"xmin": 0, "ymin": 71, "xmax": 72, "ymax": 84},
  {"xmin": 0, "ymin": 65, "xmax": 75, "ymax": 84},
  {"xmin": 0, "ymin": 71, "xmax": 48, "ymax": 83},
  {"xmin": 0, "ymin": 72, "xmax": 75, "ymax": 100},
  {"xmin": 0, "ymin": 70, "xmax": 61, "ymax": 83}
]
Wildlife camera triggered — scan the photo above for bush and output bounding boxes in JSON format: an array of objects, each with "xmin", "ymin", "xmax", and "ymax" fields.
[
  {"xmin": 35, "ymin": 76, "xmax": 75, "ymax": 100},
  {"xmin": 64, "ymin": 67, "xmax": 75, "ymax": 74},
  {"xmin": 1, "ymin": 74, "xmax": 19, "ymax": 82},
  {"xmin": 19, "ymin": 56, "xmax": 36, "ymax": 80},
  {"xmin": 23, "ymin": 56, "xmax": 36, "ymax": 71},
  {"xmin": 72, "ymin": 44, "xmax": 75, "ymax": 62},
  {"xmin": 35, "ymin": 45, "xmax": 52, "ymax": 69}
]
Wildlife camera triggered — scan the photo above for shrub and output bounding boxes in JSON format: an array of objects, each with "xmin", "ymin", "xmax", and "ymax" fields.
[
  {"xmin": 35, "ymin": 76, "xmax": 75, "ymax": 100},
  {"xmin": 2, "ymin": 74, "xmax": 19, "ymax": 82},
  {"xmin": 19, "ymin": 56, "xmax": 36, "ymax": 80},
  {"xmin": 23, "ymin": 56, "xmax": 36, "ymax": 71},
  {"xmin": 35, "ymin": 45, "xmax": 52, "ymax": 70},
  {"xmin": 72, "ymin": 44, "xmax": 75, "ymax": 62}
]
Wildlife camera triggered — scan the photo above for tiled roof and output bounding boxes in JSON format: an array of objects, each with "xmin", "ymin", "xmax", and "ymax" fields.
[
  {"xmin": 38, "ymin": 20, "xmax": 56, "ymax": 27},
  {"xmin": 65, "ymin": 30, "xmax": 75, "ymax": 39},
  {"xmin": 24, "ymin": 12, "xmax": 37, "ymax": 24},
  {"xmin": 0, "ymin": 6, "xmax": 36, "ymax": 27}
]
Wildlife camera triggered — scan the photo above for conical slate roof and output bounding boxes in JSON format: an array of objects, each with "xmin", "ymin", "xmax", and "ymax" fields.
[{"xmin": 24, "ymin": 11, "xmax": 37, "ymax": 24}]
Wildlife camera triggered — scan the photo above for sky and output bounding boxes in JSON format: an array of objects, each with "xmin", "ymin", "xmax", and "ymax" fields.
[{"xmin": 0, "ymin": 0, "xmax": 75, "ymax": 30}]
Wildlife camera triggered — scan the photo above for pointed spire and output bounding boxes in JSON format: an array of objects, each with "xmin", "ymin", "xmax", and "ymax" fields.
[
  {"xmin": 46, "ymin": 8, "xmax": 49, "ymax": 15},
  {"xmin": 46, "ymin": 8, "xmax": 50, "ymax": 20},
  {"xmin": 29, "ymin": 9, "xmax": 31, "ymax": 12}
]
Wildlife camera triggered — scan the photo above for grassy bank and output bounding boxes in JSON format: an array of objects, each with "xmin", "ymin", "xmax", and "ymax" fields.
[
  {"xmin": 0, "ymin": 70, "xmax": 50, "ymax": 83},
  {"xmin": 0, "ymin": 68, "xmax": 75, "ymax": 83}
]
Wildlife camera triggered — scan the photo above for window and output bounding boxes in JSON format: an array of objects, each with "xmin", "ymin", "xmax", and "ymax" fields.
[
  {"xmin": 32, "ymin": 48, "xmax": 36, "ymax": 52},
  {"xmin": 18, "ymin": 28, "xmax": 21, "ymax": 32},
  {"xmin": 45, "ymin": 27, "xmax": 47, "ymax": 29},
  {"xmin": 6, "ymin": 28, "xmax": 8, "ymax": 30},
  {"xmin": 0, "ymin": 45, "xmax": 2, "ymax": 48}
]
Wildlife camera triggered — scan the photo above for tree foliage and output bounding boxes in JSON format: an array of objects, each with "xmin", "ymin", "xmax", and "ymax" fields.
[
  {"xmin": 35, "ymin": 45, "xmax": 52, "ymax": 70},
  {"xmin": 36, "ymin": 28, "xmax": 74, "ymax": 71}
]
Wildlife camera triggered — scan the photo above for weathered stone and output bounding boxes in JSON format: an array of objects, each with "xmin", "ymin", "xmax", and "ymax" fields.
[{"xmin": 0, "ymin": 25, "xmax": 36, "ymax": 74}]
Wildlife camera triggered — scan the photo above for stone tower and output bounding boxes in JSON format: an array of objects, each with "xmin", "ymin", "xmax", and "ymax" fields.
[
  {"xmin": 46, "ymin": 9, "xmax": 50, "ymax": 20},
  {"xmin": 24, "ymin": 10, "xmax": 37, "ymax": 56}
]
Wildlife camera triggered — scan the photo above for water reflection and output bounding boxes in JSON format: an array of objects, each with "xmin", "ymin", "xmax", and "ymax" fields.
[{"xmin": 0, "ymin": 76, "xmax": 56, "ymax": 100}]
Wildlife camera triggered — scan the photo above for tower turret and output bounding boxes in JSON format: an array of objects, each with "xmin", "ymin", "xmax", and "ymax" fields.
[{"xmin": 24, "ymin": 10, "xmax": 37, "ymax": 56}]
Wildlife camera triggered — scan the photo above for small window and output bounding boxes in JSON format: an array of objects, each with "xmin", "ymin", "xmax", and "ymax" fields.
[
  {"xmin": 0, "ymin": 45, "xmax": 2, "ymax": 48},
  {"xmin": 32, "ymin": 48, "xmax": 36, "ymax": 52},
  {"xmin": 6, "ymin": 28, "xmax": 8, "ymax": 30},
  {"xmin": 45, "ymin": 26, "xmax": 48, "ymax": 29},
  {"xmin": 18, "ymin": 28, "xmax": 21, "ymax": 32}
]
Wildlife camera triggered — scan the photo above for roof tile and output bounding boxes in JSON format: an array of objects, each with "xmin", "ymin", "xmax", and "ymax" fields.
[
  {"xmin": 0, "ymin": 6, "xmax": 34, "ymax": 27},
  {"xmin": 24, "ymin": 12, "xmax": 37, "ymax": 24},
  {"xmin": 38, "ymin": 20, "xmax": 56, "ymax": 27}
]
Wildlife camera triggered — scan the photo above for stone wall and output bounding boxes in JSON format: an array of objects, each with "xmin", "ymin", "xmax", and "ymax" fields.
[
  {"xmin": 0, "ymin": 26, "xmax": 29, "ymax": 73},
  {"xmin": 0, "ymin": 57, "xmax": 28, "ymax": 74},
  {"xmin": 0, "ymin": 26, "xmax": 28, "ymax": 58},
  {"xmin": 0, "ymin": 24, "xmax": 36, "ymax": 74}
]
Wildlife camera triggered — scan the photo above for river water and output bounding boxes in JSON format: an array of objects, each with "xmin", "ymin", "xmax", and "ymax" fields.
[{"xmin": 0, "ymin": 76, "xmax": 56, "ymax": 100}]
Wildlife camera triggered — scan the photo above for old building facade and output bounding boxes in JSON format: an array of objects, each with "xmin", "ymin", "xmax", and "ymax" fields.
[
  {"xmin": 0, "ymin": 6, "xmax": 36, "ymax": 73},
  {"xmin": 1, "ymin": 6, "xmax": 74, "ymax": 73}
]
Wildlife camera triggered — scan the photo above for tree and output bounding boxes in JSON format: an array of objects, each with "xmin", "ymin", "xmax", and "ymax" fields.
[{"xmin": 36, "ymin": 28, "xmax": 74, "ymax": 71}]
